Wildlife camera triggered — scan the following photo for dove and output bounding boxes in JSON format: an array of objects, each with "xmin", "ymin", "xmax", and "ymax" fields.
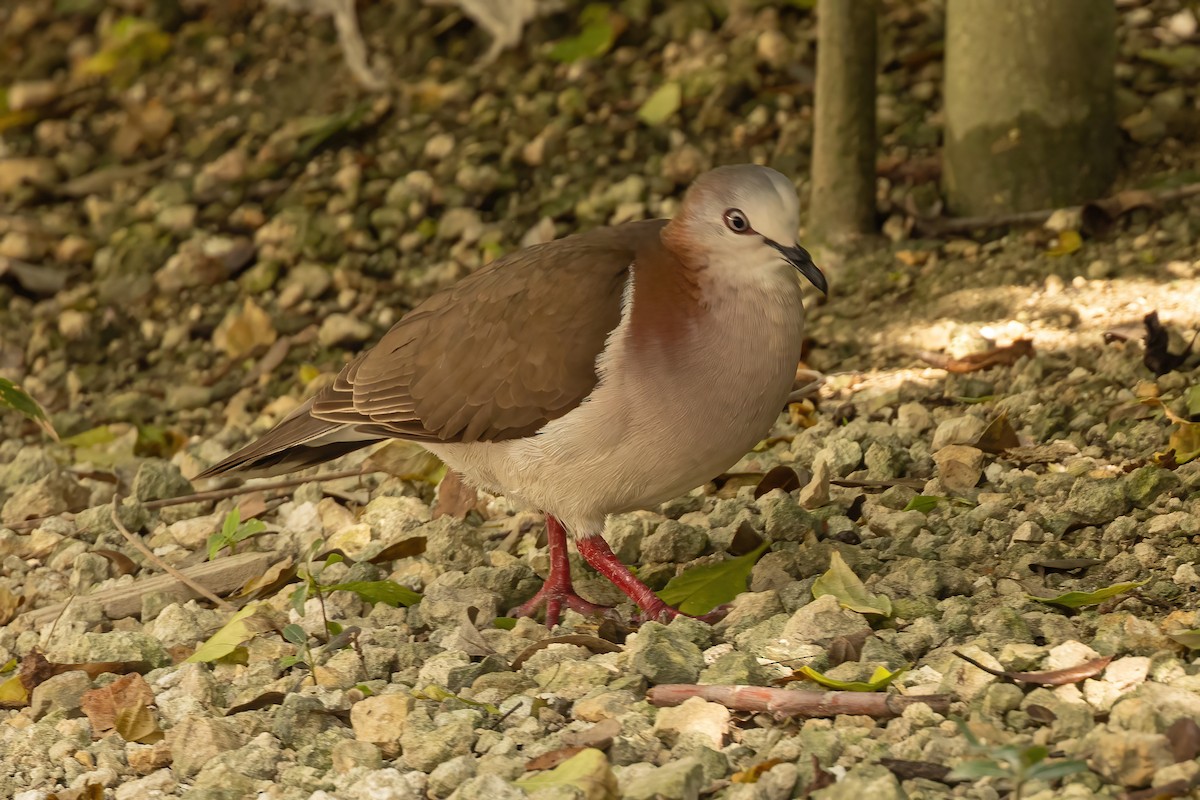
[{"xmin": 197, "ymin": 164, "xmax": 827, "ymax": 626}]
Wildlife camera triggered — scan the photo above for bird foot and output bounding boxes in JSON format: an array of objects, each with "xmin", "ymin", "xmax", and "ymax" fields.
[{"xmin": 509, "ymin": 581, "xmax": 613, "ymax": 630}]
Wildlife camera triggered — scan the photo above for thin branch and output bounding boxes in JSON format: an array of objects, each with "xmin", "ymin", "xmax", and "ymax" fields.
[
  {"xmin": 7, "ymin": 467, "xmax": 373, "ymax": 532},
  {"xmin": 109, "ymin": 496, "xmax": 235, "ymax": 612},
  {"xmin": 646, "ymin": 684, "xmax": 951, "ymax": 719}
]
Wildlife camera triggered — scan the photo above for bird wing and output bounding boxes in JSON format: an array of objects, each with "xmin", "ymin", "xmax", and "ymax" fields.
[{"xmin": 309, "ymin": 219, "xmax": 665, "ymax": 443}]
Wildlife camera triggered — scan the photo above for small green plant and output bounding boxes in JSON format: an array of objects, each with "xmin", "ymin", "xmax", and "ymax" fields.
[
  {"xmin": 207, "ymin": 508, "xmax": 267, "ymax": 560},
  {"xmin": 948, "ymin": 720, "xmax": 1088, "ymax": 799}
]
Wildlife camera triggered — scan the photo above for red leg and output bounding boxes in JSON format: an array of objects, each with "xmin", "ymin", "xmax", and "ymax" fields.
[
  {"xmin": 510, "ymin": 516, "xmax": 612, "ymax": 628},
  {"xmin": 575, "ymin": 535, "xmax": 728, "ymax": 624}
]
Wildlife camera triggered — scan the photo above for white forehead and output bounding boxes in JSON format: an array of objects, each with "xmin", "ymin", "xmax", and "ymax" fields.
[{"xmin": 678, "ymin": 165, "xmax": 801, "ymax": 244}]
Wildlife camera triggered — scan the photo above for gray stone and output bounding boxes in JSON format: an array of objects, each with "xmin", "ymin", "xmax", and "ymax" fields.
[
  {"xmin": 640, "ymin": 520, "xmax": 707, "ymax": 563},
  {"xmin": 1125, "ymin": 466, "xmax": 1181, "ymax": 508},
  {"xmin": 401, "ymin": 710, "xmax": 478, "ymax": 772},
  {"xmin": 781, "ymin": 594, "xmax": 871, "ymax": 644},
  {"xmin": 712, "ymin": 591, "xmax": 785, "ymax": 641},
  {"xmin": 1, "ymin": 471, "xmax": 90, "ymax": 525},
  {"xmin": 603, "ymin": 514, "xmax": 651, "ymax": 563},
  {"xmin": 131, "ymin": 460, "xmax": 193, "ymax": 502},
  {"xmin": 30, "ymin": 670, "xmax": 91, "ymax": 720},
  {"xmin": 272, "ymin": 693, "xmax": 340, "ymax": 748},
  {"xmin": 815, "ymin": 439, "xmax": 863, "ymax": 477},
  {"xmin": 931, "ymin": 415, "xmax": 987, "ymax": 451},
  {"xmin": 628, "ymin": 622, "xmax": 704, "ymax": 685},
  {"xmin": 428, "ymin": 754, "xmax": 477, "ymax": 798},
  {"xmin": 331, "ymin": 739, "xmax": 383, "ymax": 774},
  {"xmin": 622, "ymin": 756, "xmax": 705, "ymax": 800},
  {"xmin": 70, "ymin": 551, "xmax": 113, "ymax": 593},
  {"xmin": 761, "ymin": 494, "xmax": 815, "ymax": 542},
  {"xmin": 447, "ymin": 773, "xmax": 522, "ymax": 800},
  {"xmin": 810, "ymin": 764, "xmax": 904, "ymax": 799},
  {"xmin": 1086, "ymin": 730, "xmax": 1174, "ymax": 788},
  {"xmin": 0, "ymin": 446, "xmax": 58, "ymax": 489},
  {"xmin": 74, "ymin": 499, "xmax": 151, "ymax": 541},
  {"xmin": 699, "ymin": 651, "xmax": 770, "ymax": 686},
  {"xmin": 318, "ymin": 313, "xmax": 374, "ymax": 348},
  {"xmin": 1065, "ymin": 478, "xmax": 1131, "ymax": 525},
  {"xmin": 166, "ymin": 717, "xmax": 244, "ymax": 778},
  {"xmin": 53, "ymin": 631, "xmax": 170, "ymax": 667}
]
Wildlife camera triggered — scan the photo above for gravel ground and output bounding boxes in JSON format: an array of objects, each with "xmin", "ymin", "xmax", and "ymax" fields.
[{"xmin": 2, "ymin": 1, "xmax": 1200, "ymax": 798}]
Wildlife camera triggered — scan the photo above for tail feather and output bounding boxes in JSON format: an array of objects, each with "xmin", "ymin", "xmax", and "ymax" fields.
[{"xmin": 194, "ymin": 399, "xmax": 383, "ymax": 479}]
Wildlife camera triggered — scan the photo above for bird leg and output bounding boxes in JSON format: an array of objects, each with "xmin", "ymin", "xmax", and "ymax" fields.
[
  {"xmin": 509, "ymin": 515, "xmax": 612, "ymax": 629},
  {"xmin": 575, "ymin": 534, "xmax": 726, "ymax": 624}
]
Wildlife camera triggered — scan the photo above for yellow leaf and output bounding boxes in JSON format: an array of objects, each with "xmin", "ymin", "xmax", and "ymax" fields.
[
  {"xmin": 0, "ymin": 675, "xmax": 27, "ymax": 707},
  {"xmin": 213, "ymin": 298, "xmax": 277, "ymax": 360},
  {"xmin": 1169, "ymin": 421, "xmax": 1200, "ymax": 464},
  {"xmin": 637, "ymin": 82, "xmax": 681, "ymax": 126},
  {"xmin": 0, "ymin": 586, "xmax": 21, "ymax": 625},
  {"xmin": 1046, "ymin": 230, "xmax": 1082, "ymax": 257},
  {"xmin": 298, "ymin": 363, "xmax": 321, "ymax": 385},
  {"xmin": 791, "ymin": 664, "xmax": 905, "ymax": 692},
  {"xmin": 812, "ymin": 551, "xmax": 892, "ymax": 617},
  {"xmin": 185, "ymin": 604, "xmax": 271, "ymax": 663}
]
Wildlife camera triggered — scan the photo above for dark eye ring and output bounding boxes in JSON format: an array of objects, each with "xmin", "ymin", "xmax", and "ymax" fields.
[{"xmin": 723, "ymin": 208, "xmax": 751, "ymax": 234}]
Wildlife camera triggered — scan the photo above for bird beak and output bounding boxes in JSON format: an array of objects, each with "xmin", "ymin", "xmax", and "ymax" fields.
[{"xmin": 769, "ymin": 240, "xmax": 828, "ymax": 295}]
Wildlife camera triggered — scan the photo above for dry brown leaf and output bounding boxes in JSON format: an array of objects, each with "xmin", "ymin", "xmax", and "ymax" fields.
[
  {"xmin": 525, "ymin": 746, "xmax": 588, "ymax": 772},
  {"xmin": 80, "ymin": 673, "xmax": 161, "ymax": 742},
  {"xmin": 510, "ymin": 635, "xmax": 623, "ymax": 670},
  {"xmin": 973, "ymin": 412, "xmax": 1020, "ymax": 454},
  {"xmin": 878, "ymin": 758, "xmax": 953, "ymax": 783},
  {"xmin": 92, "ymin": 549, "xmax": 139, "ymax": 576},
  {"xmin": 1167, "ymin": 717, "xmax": 1200, "ymax": 763},
  {"xmin": 236, "ymin": 557, "xmax": 296, "ymax": 599},
  {"xmin": 753, "ymin": 465, "xmax": 802, "ymax": 499},
  {"xmin": 732, "ymin": 758, "xmax": 784, "ymax": 784},
  {"xmin": 1143, "ymin": 311, "xmax": 1195, "ymax": 377},
  {"xmin": 954, "ymin": 650, "xmax": 1113, "ymax": 686},
  {"xmin": 368, "ymin": 537, "xmax": 428, "ymax": 564},
  {"xmin": 433, "ymin": 469, "xmax": 479, "ymax": 519},
  {"xmin": 213, "ymin": 297, "xmax": 277, "ymax": 360},
  {"xmin": 0, "ymin": 586, "xmax": 22, "ymax": 625},
  {"xmin": 917, "ymin": 339, "xmax": 1035, "ymax": 373}
]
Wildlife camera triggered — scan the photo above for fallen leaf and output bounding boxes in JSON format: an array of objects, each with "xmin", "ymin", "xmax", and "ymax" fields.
[
  {"xmin": 213, "ymin": 297, "xmax": 277, "ymax": 360},
  {"xmin": 637, "ymin": 81, "xmax": 681, "ymax": 126},
  {"xmin": 812, "ymin": 551, "xmax": 892, "ymax": 617},
  {"xmin": 0, "ymin": 586, "xmax": 21, "ymax": 625},
  {"xmin": 0, "ymin": 675, "xmax": 27, "ymax": 708},
  {"xmin": 324, "ymin": 580, "xmax": 422, "ymax": 607},
  {"xmin": 779, "ymin": 664, "xmax": 904, "ymax": 692},
  {"xmin": 433, "ymin": 469, "xmax": 479, "ymax": 519},
  {"xmin": 1167, "ymin": 718, "xmax": 1200, "ymax": 763},
  {"xmin": 17, "ymin": 649, "xmax": 151, "ymax": 693},
  {"xmin": 80, "ymin": 673, "xmax": 161, "ymax": 742},
  {"xmin": 1026, "ymin": 704, "xmax": 1057, "ymax": 724},
  {"xmin": 75, "ymin": 16, "xmax": 171, "ymax": 85},
  {"xmin": 731, "ymin": 758, "xmax": 784, "ymax": 783},
  {"xmin": 917, "ymin": 339, "xmax": 1035, "ymax": 374},
  {"xmin": 1081, "ymin": 189, "xmax": 1157, "ymax": 236},
  {"xmin": 236, "ymin": 557, "xmax": 296, "ymax": 599},
  {"xmin": 1028, "ymin": 558, "xmax": 1103, "ymax": 575},
  {"xmin": 754, "ymin": 465, "xmax": 802, "ymax": 499},
  {"xmin": 364, "ymin": 440, "xmax": 446, "ymax": 483},
  {"xmin": 878, "ymin": 758, "xmax": 953, "ymax": 783},
  {"xmin": 1045, "ymin": 229, "xmax": 1083, "ymax": 256},
  {"xmin": 224, "ymin": 690, "xmax": 287, "ymax": 716},
  {"xmin": 525, "ymin": 746, "xmax": 588, "ymax": 772},
  {"xmin": 803, "ymin": 754, "xmax": 837, "ymax": 794},
  {"xmin": 515, "ymin": 748, "xmax": 619, "ymax": 799},
  {"xmin": 368, "ymin": 537, "xmax": 429, "ymax": 564},
  {"xmin": 92, "ymin": 549, "xmax": 139, "ymax": 576},
  {"xmin": 561, "ymin": 718, "xmax": 621, "ymax": 750},
  {"xmin": 1166, "ymin": 421, "xmax": 1200, "ymax": 465},
  {"xmin": 656, "ymin": 542, "xmax": 769, "ymax": 616},
  {"xmin": 1186, "ymin": 385, "xmax": 1200, "ymax": 419},
  {"xmin": 1002, "ymin": 441, "xmax": 1079, "ymax": 465},
  {"xmin": 548, "ymin": 4, "xmax": 624, "ymax": 63},
  {"xmin": 973, "ymin": 411, "xmax": 1020, "ymax": 454},
  {"xmin": 1168, "ymin": 629, "xmax": 1200, "ymax": 649},
  {"xmin": 0, "ymin": 376, "xmax": 57, "ymax": 440},
  {"xmin": 1028, "ymin": 580, "xmax": 1147, "ymax": 610},
  {"xmin": 826, "ymin": 630, "xmax": 871, "ymax": 667},
  {"xmin": 903, "ymin": 495, "xmax": 943, "ymax": 513},
  {"xmin": 185, "ymin": 604, "xmax": 275, "ymax": 663}
]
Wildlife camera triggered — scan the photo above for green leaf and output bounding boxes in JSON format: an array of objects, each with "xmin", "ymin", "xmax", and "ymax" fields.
[
  {"xmin": 1027, "ymin": 759, "xmax": 1089, "ymax": 781},
  {"xmin": 0, "ymin": 377, "xmax": 57, "ymax": 440},
  {"xmin": 903, "ymin": 495, "xmax": 943, "ymax": 513},
  {"xmin": 516, "ymin": 748, "xmax": 617, "ymax": 796},
  {"xmin": 812, "ymin": 551, "xmax": 893, "ymax": 617},
  {"xmin": 186, "ymin": 605, "xmax": 268, "ymax": 663},
  {"xmin": 1045, "ymin": 230, "xmax": 1082, "ymax": 257},
  {"xmin": 548, "ymin": 4, "xmax": 620, "ymax": 63},
  {"xmin": 290, "ymin": 584, "xmax": 309, "ymax": 617},
  {"xmin": 493, "ymin": 617, "xmax": 517, "ymax": 630},
  {"xmin": 792, "ymin": 664, "xmax": 905, "ymax": 692},
  {"xmin": 1185, "ymin": 385, "xmax": 1200, "ymax": 419},
  {"xmin": 637, "ymin": 81, "xmax": 681, "ymax": 126},
  {"xmin": 1028, "ymin": 579, "xmax": 1147, "ymax": 609},
  {"xmin": 1167, "ymin": 628, "xmax": 1200, "ymax": 649},
  {"xmin": 76, "ymin": 16, "xmax": 171, "ymax": 84},
  {"xmin": 656, "ymin": 543, "xmax": 769, "ymax": 616},
  {"xmin": 325, "ymin": 580, "xmax": 422, "ymax": 607},
  {"xmin": 279, "ymin": 655, "xmax": 304, "ymax": 669},
  {"xmin": 946, "ymin": 759, "xmax": 1012, "ymax": 780},
  {"xmin": 281, "ymin": 623, "xmax": 307, "ymax": 646}
]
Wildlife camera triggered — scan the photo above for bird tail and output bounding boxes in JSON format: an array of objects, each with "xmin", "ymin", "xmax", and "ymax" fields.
[{"xmin": 193, "ymin": 398, "xmax": 383, "ymax": 479}]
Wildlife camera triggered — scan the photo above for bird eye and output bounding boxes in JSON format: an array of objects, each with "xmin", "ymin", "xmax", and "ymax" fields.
[{"xmin": 723, "ymin": 208, "xmax": 751, "ymax": 234}]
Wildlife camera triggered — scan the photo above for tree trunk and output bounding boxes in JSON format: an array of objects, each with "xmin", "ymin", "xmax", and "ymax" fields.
[
  {"xmin": 943, "ymin": 0, "xmax": 1116, "ymax": 216},
  {"xmin": 809, "ymin": 0, "xmax": 878, "ymax": 243}
]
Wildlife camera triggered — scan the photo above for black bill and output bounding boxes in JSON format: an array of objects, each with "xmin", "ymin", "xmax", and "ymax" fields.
[{"xmin": 768, "ymin": 240, "xmax": 828, "ymax": 295}]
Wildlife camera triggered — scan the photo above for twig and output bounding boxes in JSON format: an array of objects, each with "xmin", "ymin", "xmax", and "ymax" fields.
[
  {"xmin": 109, "ymin": 497, "xmax": 235, "ymax": 612},
  {"xmin": 916, "ymin": 181, "xmax": 1200, "ymax": 235},
  {"xmin": 8, "ymin": 467, "xmax": 373, "ymax": 532},
  {"xmin": 646, "ymin": 684, "xmax": 951, "ymax": 719}
]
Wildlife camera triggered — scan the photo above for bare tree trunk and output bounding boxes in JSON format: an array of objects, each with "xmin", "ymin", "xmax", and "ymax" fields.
[
  {"xmin": 943, "ymin": 0, "xmax": 1116, "ymax": 216},
  {"xmin": 809, "ymin": 0, "xmax": 878, "ymax": 243}
]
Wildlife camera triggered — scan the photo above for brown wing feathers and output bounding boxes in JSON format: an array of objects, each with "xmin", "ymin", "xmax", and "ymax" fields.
[{"xmin": 195, "ymin": 221, "xmax": 660, "ymax": 478}]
